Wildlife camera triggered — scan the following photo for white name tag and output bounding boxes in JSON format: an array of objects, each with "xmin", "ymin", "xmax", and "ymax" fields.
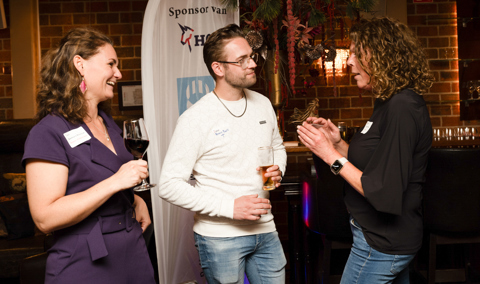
[
  {"xmin": 361, "ymin": 121, "xmax": 373, "ymax": 134},
  {"xmin": 64, "ymin": 127, "xmax": 91, "ymax": 148}
]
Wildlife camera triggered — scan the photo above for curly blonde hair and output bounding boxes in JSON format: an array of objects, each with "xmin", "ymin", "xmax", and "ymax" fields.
[
  {"xmin": 36, "ymin": 27, "xmax": 113, "ymax": 123},
  {"xmin": 350, "ymin": 17, "xmax": 434, "ymax": 101}
]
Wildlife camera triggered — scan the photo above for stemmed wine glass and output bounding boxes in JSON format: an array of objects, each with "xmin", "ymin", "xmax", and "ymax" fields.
[{"xmin": 123, "ymin": 118, "xmax": 156, "ymax": 191}]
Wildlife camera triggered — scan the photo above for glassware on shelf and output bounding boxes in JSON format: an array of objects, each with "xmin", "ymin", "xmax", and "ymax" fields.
[
  {"xmin": 467, "ymin": 80, "xmax": 476, "ymax": 100},
  {"xmin": 476, "ymin": 80, "xmax": 480, "ymax": 100}
]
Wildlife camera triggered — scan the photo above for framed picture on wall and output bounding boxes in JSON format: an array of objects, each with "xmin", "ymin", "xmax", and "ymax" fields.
[{"xmin": 118, "ymin": 81, "xmax": 143, "ymax": 111}]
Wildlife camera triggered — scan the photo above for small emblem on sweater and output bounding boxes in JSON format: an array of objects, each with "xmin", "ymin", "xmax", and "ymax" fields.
[
  {"xmin": 259, "ymin": 120, "xmax": 266, "ymax": 124},
  {"xmin": 214, "ymin": 128, "xmax": 229, "ymax": 137}
]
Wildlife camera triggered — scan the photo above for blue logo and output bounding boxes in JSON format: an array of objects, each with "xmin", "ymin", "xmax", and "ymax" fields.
[{"xmin": 177, "ymin": 76, "xmax": 215, "ymax": 115}]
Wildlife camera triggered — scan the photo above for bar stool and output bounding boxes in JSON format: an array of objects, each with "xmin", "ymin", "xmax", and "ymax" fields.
[{"xmin": 423, "ymin": 148, "xmax": 480, "ymax": 284}]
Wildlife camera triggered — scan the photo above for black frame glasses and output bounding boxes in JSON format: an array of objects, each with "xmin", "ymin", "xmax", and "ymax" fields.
[{"xmin": 217, "ymin": 53, "xmax": 259, "ymax": 70}]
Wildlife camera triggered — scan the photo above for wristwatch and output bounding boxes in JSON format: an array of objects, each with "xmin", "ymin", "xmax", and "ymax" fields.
[{"xmin": 330, "ymin": 157, "xmax": 349, "ymax": 175}]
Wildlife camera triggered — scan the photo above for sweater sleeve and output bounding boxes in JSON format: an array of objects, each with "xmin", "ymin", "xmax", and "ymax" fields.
[{"xmin": 158, "ymin": 112, "xmax": 235, "ymax": 219}]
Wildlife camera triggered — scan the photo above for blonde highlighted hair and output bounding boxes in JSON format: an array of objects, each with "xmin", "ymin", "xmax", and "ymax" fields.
[{"xmin": 350, "ymin": 17, "xmax": 434, "ymax": 100}]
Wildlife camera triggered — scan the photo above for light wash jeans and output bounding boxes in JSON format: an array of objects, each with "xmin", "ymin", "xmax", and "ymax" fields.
[
  {"xmin": 194, "ymin": 231, "xmax": 286, "ymax": 284},
  {"xmin": 340, "ymin": 217, "xmax": 415, "ymax": 284}
]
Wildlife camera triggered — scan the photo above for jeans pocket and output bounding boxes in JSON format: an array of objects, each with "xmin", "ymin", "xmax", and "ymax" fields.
[{"xmin": 350, "ymin": 217, "xmax": 362, "ymax": 230}]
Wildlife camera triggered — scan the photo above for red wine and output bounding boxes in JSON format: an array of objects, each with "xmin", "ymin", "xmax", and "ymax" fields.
[{"xmin": 124, "ymin": 138, "xmax": 149, "ymax": 158}]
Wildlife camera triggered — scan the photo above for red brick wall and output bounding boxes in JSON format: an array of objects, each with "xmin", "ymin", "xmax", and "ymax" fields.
[
  {"xmin": 272, "ymin": 0, "xmax": 479, "ymax": 141},
  {"xmin": 0, "ymin": 0, "xmax": 147, "ymax": 120},
  {"xmin": 407, "ymin": 0, "xmax": 478, "ymax": 128},
  {"xmin": 38, "ymin": 0, "xmax": 147, "ymax": 117},
  {"xmin": 0, "ymin": 0, "xmax": 11, "ymax": 119},
  {"xmin": 1, "ymin": 0, "xmax": 479, "ymax": 135}
]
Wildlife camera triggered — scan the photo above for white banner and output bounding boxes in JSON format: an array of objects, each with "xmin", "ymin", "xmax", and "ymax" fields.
[{"xmin": 141, "ymin": 1, "xmax": 238, "ymax": 283}]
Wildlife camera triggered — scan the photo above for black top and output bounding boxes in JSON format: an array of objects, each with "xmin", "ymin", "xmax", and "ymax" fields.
[{"xmin": 346, "ymin": 89, "xmax": 432, "ymax": 255}]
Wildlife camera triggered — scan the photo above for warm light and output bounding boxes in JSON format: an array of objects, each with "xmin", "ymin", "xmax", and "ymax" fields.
[{"xmin": 316, "ymin": 48, "xmax": 350, "ymax": 74}]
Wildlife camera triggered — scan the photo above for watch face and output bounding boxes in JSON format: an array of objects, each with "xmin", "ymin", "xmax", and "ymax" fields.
[{"xmin": 331, "ymin": 160, "xmax": 343, "ymax": 174}]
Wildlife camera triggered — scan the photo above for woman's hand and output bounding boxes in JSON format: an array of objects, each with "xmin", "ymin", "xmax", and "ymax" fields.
[
  {"xmin": 133, "ymin": 195, "xmax": 151, "ymax": 232},
  {"xmin": 297, "ymin": 121, "xmax": 341, "ymax": 166},
  {"xmin": 111, "ymin": 160, "xmax": 149, "ymax": 191},
  {"xmin": 305, "ymin": 117, "xmax": 342, "ymax": 146}
]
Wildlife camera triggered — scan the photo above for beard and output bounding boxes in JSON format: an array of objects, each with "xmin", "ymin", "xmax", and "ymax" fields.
[{"xmin": 224, "ymin": 67, "xmax": 257, "ymax": 89}]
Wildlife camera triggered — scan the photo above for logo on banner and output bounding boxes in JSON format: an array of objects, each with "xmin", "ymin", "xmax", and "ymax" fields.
[
  {"xmin": 177, "ymin": 23, "xmax": 211, "ymax": 52},
  {"xmin": 177, "ymin": 76, "xmax": 215, "ymax": 115},
  {"xmin": 178, "ymin": 23, "xmax": 194, "ymax": 52}
]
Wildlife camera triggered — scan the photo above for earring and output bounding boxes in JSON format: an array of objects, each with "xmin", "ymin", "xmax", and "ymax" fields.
[{"xmin": 79, "ymin": 77, "xmax": 87, "ymax": 94}]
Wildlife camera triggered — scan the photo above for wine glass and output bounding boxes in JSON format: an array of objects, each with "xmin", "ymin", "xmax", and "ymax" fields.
[{"xmin": 123, "ymin": 118, "xmax": 156, "ymax": 191}]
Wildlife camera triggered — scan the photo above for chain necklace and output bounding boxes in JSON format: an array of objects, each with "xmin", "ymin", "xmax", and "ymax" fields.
[
  {"xmin": 213, "ymin": 90, "xmax": 247, "ymax": 118},
  {"xmin": 91, "ymin": 116, "xmax": 110, "ymax": 141}
]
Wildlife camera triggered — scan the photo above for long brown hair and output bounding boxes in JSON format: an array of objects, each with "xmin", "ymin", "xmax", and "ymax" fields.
[
  {"xmin": 350, "ymin": 17, "xmax": 434, "ymax": 100},
  {"xmin": 36, "ymin": 27, "xmax": 113, "ymax": 123}
]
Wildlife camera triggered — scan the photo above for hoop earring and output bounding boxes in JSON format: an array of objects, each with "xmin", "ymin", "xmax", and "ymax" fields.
[{"xmin": 79, "ymin": 77, "xmax": 87, "ymax": 94}]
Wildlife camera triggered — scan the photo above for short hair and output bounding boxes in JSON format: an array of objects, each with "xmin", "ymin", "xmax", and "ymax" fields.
[
  {"xmin": 203, "ymin": 24, "xmax": 245, "ymax": 79},
  {"xmin": 36, "ymin": 27, "xmax": 113, "ymax": 123},
  {"xmin": 349, "ymin": 17, "xmax": 434, "ymax": 100}
]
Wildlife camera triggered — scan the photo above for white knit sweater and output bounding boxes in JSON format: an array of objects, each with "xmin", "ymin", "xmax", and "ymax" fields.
[{"xmin": 158, "ymin": 90, "xmax": 286, "ymax": 237}]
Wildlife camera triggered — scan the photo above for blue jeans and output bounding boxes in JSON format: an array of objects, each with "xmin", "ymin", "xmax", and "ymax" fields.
[
  {"xmin": 340, "ymin": 217, "xmax": 415, "ymax": 284},
  {"xmin": 194, "ymin": 231, "xmax": 286, "ymax": 284}
]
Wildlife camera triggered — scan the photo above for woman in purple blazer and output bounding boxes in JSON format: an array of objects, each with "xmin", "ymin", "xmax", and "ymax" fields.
[{"xmin": 22, "ymin": 27, "xmax": 156, "ymax": 283}]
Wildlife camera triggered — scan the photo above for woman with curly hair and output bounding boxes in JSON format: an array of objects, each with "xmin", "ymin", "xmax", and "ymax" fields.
[
  {"xmin": 298, "ymin": 17, "xmax": 434, "ymax": 283},
  {"xmin": 22, "ymin": 27, "xmax": 155, "ymax": 283}
]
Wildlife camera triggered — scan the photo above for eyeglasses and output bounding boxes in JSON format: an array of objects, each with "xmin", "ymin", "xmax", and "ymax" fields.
[{"xmin": 217, "ymin": 53, "xmax": 259, "ymax": 70}]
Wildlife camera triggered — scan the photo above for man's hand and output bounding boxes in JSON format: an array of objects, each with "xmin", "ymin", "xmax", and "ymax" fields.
[
  {"xmin": 233, "ymin": 194, "xmax": 271, "ymax": 220},
  {"xmin": 256, "ymin": 165, "xmax": 283, "ymax": 188}
]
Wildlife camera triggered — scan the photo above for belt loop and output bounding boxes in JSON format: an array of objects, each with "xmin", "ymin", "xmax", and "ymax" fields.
[{"xmin": 126, "ymin": 208, "xmax": 134, "ymax": 232}]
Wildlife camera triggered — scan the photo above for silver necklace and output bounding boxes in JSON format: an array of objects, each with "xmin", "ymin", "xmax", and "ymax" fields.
[
  {"xmin": 91, "ymin": 116, "xmax": 110, "ymax": 141},
  {"xmin": 213, "ymin": 90, "xmax": 247, "ymax": 118}
]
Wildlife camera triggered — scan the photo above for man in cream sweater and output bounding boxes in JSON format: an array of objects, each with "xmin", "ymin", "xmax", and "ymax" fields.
[{"xmin": 158, "ymin": 24, "xmax": 287, "ymax": 283}]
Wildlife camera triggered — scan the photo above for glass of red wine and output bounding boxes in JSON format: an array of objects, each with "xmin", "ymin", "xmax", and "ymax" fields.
[{"xmin": 123, "ymin": 118, "xmax": 156, "ymax": 191}]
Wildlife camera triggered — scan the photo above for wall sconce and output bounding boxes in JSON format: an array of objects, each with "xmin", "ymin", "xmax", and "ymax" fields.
[{"xmin": 315, "ymin": 48, "xmax": 349, "ymax": 74}]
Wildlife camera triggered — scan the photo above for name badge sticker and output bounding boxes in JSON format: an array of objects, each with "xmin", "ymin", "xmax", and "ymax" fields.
[
  {"xmin": 64, "ymin": 127, "xmax": 91, "ymax": 148},
  {"xmin": 361, "ymin": 121, "xmax": 373, "ymax": 134}
]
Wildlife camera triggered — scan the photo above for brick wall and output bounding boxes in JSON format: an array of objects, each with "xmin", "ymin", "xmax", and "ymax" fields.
[
  {"xmin": 407, "ymin": 0, "xmax": 479, "ymax": 128},
  {"xmin": 254, "ymin": 0, "xmax": 480, "ymax": 141},
  {"xmin": 38, "ymin": 0, "xmax": 147, "ymax": 117},
  {"xmin": 0, "ymin": 0, "xmax": 147, "ymax": 120},
  {"xmin": 1, "ymin": 0, "xmax": 479, "ymax": 133},
  {"xmin": 0, "ymin": 0, "xmax": 11, "ymax": 119}
]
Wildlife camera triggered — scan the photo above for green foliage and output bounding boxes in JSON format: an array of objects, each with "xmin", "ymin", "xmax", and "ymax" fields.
[
  {"xmin": 253, "ymin": 0, "xmax": 283, "ymax": 23},
  {"xmin": 308, "ymin": 9, "xmax": 327, "ymax": 27}
]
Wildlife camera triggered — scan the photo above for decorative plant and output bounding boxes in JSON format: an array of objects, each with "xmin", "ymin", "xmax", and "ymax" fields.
[{"xmin": 222, "ymin": 0, "xmax": 377, "ymax": 95}]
